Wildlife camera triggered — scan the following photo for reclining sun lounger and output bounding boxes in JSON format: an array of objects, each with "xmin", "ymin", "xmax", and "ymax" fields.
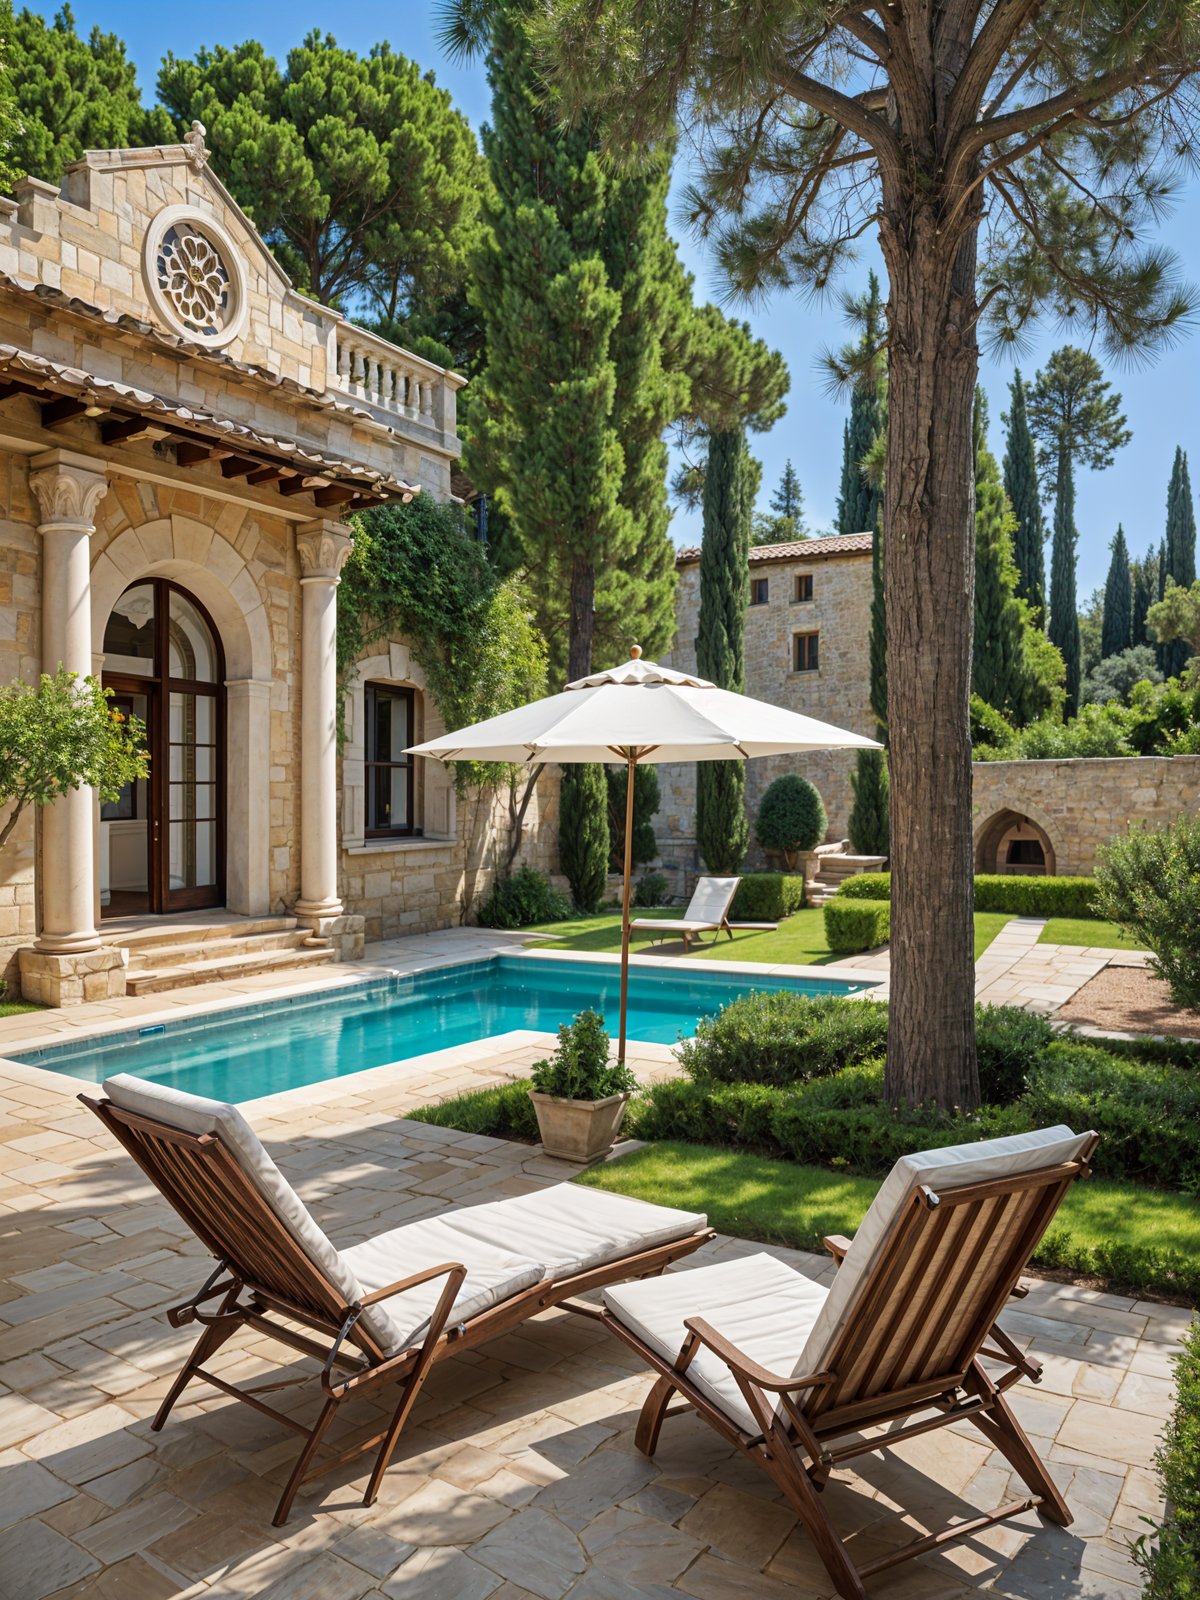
[
  {"xmin": 600, "ymin": 1124, "xmax": 1099, "ymax": 1600},
  {"xmin": 82, "ymin": 1074, "xmax": 712, "ymax": 1525},
  {"xmin": 629, "ymin": 874, "xmax": 742, "ymax": 953}
]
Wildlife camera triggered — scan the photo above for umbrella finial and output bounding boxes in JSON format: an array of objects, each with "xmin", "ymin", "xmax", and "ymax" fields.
[{"xmin": 629, "ymin": 643, "xmax": 642, "ymax": 659}]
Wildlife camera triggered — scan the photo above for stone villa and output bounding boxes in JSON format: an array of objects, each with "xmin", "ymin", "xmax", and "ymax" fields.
[{"xmin": 0, "ymin": 130, "xmax": 555, "ymax": 1004}]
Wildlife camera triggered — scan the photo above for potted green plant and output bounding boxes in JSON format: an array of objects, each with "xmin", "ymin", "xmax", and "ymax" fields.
[{"xmin": 528, "ymin": 1009, "xmax": 637, "ymax": 1164}]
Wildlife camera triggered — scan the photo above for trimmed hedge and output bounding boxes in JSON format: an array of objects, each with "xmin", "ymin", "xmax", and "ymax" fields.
[
  {"xmin": 1135, "ymin": 1316, "xmax": 1200, "ymax": 1597},
  {"xmin": 729, "ymin": 873, "xmax": 807, "ymax": 921},
  {"xmin": 838, "ymin": 871, "xmax": 1099, "ymax": 918},
  {"xmin": 477, "ymin": 865, "xmax": 572, "ymax": 929},
  {"xmin": 676, "ymin": 991, "xmax": 888, "ymax": 1087},
  {"xmin": 824, "ymin": 897, "xmax": 890, "ymax": 953}
]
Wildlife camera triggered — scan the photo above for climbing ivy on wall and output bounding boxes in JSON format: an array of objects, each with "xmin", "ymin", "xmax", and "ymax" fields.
[{"xmin": 337, "ymin": 495, "xmax": 548, "ymax": 792}]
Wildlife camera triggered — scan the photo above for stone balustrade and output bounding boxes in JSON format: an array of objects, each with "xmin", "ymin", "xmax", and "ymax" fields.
[{"xmin": 328, "ymin": 323, "xmax": 458, "ymax": 438}]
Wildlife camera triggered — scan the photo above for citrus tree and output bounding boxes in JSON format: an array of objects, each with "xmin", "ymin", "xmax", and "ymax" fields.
[{"xmin": 0, "ymin": 671, "xmax": 147, "ymax": 851}]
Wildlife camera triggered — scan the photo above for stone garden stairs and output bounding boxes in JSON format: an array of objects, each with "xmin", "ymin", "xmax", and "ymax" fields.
[
  {"xmin": 805, "ymin": 850, "xmax": 888, "ymax": 907},
  {"xmin": 109, "ymin": 913, "xmax": 336, "ymax": 996}
]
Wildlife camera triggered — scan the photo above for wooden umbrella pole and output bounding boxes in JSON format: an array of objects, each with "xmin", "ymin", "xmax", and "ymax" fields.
[{"xmin": 618, "ymin": 753, "xmax": 636, "ymax": 1066}]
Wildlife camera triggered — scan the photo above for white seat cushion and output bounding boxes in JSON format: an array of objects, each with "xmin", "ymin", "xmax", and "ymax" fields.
[
  {"xmin": 629, "ymin": 918, "xmax": 720, "ymax": 932},
  {"xmin": 796, "ymin": 1124, "xmax": 1093, "ymax": 1375},
  {"xmin": 604, "ymin": 1253, "xmax": 827, "ymax": 1437},
  {"xmin": 441, "ymin": 1184, "xmax": 707, "ymax": 1280},
  {"xmin": 340, "ymin": 1216, "xmax": 545, "ymax": 1355}
]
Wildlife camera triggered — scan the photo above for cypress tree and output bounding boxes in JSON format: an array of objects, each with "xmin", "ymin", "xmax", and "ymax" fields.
[
  {"xmin": 1049, "ymin": 454, "xmax": 1082, "ymax": 714},
  {"xmin": 1001, "ymin": 371, "xmax": 1045, "ymax": 616},
  {"xmin": 1164, "ymin": 447, "xmax": 1198, "ymax": 677},
  {"xmin": 1100, "ymin": 526, "xmax": 1132, "ymax": 660},
  {"xmin": 848, "ymin": 749, "xmax": 889, "ymax": 857},
  {"xmin": 1156, "ymin": 536, "xmax": 1169, "ymax": 671},
  {"xmin": 972, "ymin": 390, "xmax": 1057, "ymax": 724},
  {"xmin": 835, "ymin": 272, "xmax": 885, "ymax": 535},
  {"xmin": 467, "ymin": 0, "xmax": 687, "ymax": 683},
  {"xmin": 558, "ymin": 764, "xmax": 610, "ymax": 912},
  {"xmin": 1131, "ymin": 544, "xmax": 1157, "ymax": 647},
  {"xmin": 695, "ymin": 428, "xmax": 751, "ymax": 873}
]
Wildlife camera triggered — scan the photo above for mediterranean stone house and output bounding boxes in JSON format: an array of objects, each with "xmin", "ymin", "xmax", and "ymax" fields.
[
  {"xmin": 0, "ymin": 130, "xmax": 555, "ymax": 1003},
  {"xmin": 655, "ymin": 536, "xmax": 1200, "ymax": 884},
  {"xmin": 655, "ymin": 533, "xmax": 876, "ymax": 870}
]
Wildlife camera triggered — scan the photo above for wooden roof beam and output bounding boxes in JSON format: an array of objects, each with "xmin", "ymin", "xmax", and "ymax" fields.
[
  {"xmin": 314, "ymin": 485, "xmax": 356, "ymax": 507},
  {"xmin": 102, "ymin": 414, "xmax": 153, "ymax": 445},
  {"xmin": 41, "ymin": 395, "xmax": 91, "ymax": 429},
  {"xmin": 219, "ymin": 455, "xmax": 266, "ymax": 480}
]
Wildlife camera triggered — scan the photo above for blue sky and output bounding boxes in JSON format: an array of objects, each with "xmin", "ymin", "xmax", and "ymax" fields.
[{"xmin": 53, "ymin": 0, "xmax": 1200, "ymax": 599}]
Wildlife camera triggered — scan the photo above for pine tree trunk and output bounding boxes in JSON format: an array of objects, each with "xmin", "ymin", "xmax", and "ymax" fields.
[
  {"xmin": 568, "ymin": 555, "xmax": 596, "ymax": 680},
  {"xmin": 880, "ymin": 207, "xmax": 980, "ymax": 1113}
]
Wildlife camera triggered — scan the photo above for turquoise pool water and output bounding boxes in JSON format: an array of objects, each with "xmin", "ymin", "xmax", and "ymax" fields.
[{"xmin": 12, "ymin": 954, "xmax": 873, "ymax": 1103}]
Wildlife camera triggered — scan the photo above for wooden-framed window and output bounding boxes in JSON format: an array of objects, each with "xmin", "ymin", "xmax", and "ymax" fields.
[
  {"xmin": 794, "ymin": 573, "xmax": 814, "ymax": 602},
  {"xmin": 793, "ymin": 632, "xmax": 820, "ymax": 673},
  {"xmin": 365, "ymin": 683, "xmax": 418, "ymax": 836},
  {"xmin": 749, "ymin": 576, "xmax": 769, "ymax": 606}
]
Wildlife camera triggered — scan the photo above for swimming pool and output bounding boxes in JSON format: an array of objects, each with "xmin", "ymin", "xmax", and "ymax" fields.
[{"xmin": 9, "ymin": 954, "xmax": 875, "ymax": 1102}]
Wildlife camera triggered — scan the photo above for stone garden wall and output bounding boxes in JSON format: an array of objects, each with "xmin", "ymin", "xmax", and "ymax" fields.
[{"xmin": 972, "ymin": 755, "xmax": 1200, "ymax": 876}]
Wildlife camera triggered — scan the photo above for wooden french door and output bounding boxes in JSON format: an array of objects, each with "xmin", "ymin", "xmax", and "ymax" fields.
[{"xmin": 101, "ymin": 580, "xmax": 226, "ymax": 915}]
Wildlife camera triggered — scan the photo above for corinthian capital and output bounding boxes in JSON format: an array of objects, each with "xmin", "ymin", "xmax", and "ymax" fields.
[
  {"xmin": 30, "ymin": 449, "xmax": 109, "ymax": 530},
  {"xmin": 296, "ymin": 519, "xmax": 354, "ymax": 581}
]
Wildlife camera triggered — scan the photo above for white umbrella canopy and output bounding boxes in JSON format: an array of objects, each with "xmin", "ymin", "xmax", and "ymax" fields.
[
  {"xmin": 408, "ymin": 649, "xmax": 882, "ymax": 764},
  {"xmin": 408, "ymin": 648, "xmax": 881, "ymax": 1064}
]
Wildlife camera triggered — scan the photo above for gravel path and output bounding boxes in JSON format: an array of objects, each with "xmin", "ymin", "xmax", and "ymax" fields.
[{"xmin": 1057, "ymin": 963, "xmax": 1200, "ymax": 1040}]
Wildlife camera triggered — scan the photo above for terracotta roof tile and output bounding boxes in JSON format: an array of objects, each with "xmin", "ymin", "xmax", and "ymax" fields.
[{"xmin": 675, "ymin": 532, "xmax": 873, "ymax": 566}]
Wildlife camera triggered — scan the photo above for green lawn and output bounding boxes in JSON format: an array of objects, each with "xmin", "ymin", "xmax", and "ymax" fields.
[
  {"xmin": 579, "ymin": 1139, "xmax": 1200, "ymax": 1298},
  {"xmin": 1038, "ymin": 916, "xmax": 1144, "ymax": 951},
  {"xmin": 529, "ymin": 907, "xmax": 1012, "ymax": 964},
  {"xmin": 0, "ymin": 999, "xmax": 40, "ymax": 1018}
]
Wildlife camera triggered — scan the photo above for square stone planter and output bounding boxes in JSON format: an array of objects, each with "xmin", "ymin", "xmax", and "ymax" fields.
[{"xmin": 528, "ymin": 1090, "xmax": 631, "ymax": 1165}]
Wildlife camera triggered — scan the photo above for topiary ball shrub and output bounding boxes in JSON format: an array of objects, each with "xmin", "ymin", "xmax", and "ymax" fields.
[
  {"xmin": 477, "ymin": 865, "xmax": 571, "ymax": 929},
  {"xmin": 755, "ymin": 775, "xmax": 827, "ymax": 864},
  {"xmin": 676, "ymin": 990, "xmax": 889, "ymax": 1087}
]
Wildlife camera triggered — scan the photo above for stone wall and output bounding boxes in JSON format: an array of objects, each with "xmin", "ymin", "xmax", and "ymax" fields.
[
  {"xmin": 971, "ymin": 756, "xmax": 1200, "ymax": 875},
  {"xmin": 654, "ymin": 543, "xmax": 875, "ymax": 882}
]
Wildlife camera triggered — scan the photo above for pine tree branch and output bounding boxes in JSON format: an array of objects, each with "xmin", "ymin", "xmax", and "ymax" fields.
[
  {"xmin": 769, "ymin": 61, "xmax": 900, "ymax": 168},
  {"xmin": 946, "ymin": 0, "xmax": 1052, "ymax": 139},
  {"xmin": 952, "ymin": 61, "xmax": 1190, "ymax": 184}
]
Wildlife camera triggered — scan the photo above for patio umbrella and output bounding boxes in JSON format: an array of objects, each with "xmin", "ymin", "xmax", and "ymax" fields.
[{"xmin": 409, "ymin": 647, "xmax": 880, "ymax": 1064}]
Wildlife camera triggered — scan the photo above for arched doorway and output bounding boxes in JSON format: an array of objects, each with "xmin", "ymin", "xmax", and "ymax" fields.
[
  {"xmin": 100, "ymin": 579, "xmax": 226, "ymax": 915},
  {"xmin": 974, "ymin": 809, "xmax": 1056, "ymax": 877}
]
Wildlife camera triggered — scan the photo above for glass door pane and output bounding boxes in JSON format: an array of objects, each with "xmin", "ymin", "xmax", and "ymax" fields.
[
  {"xmin": 100, "ymin": 691, "xmax": 151, "ymax": 915},
  {"xmin": 167, "ymin": 691, "xmax": 219, "ymax": 896}
]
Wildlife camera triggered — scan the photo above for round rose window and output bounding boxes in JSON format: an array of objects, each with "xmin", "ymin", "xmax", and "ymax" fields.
[{"xmin": 142, "ymin": 205, "xmax": 248, "ymax": 349}]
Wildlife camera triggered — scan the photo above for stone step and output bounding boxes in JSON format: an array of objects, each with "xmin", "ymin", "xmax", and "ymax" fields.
[
  {"xmin": 125, "ymin": 945, "xmax": 336, "ymax": 996},
  {"xmin": 125, "ymin": 929, "xmax": 311, "ymax": 970},
  {"xmin": 107, "ymin": 914, "xmax": 298, "ymax": 953}
]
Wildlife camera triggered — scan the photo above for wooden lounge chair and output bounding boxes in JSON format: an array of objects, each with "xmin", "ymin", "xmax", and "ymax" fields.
[
  {"xmin": 598, "ymin": 1125, "xmax": 1099, "ymax": 1600},
  {"xmin": 629, "ymin": 874, "xmax": 741, "ymax": 954},
  {"xmin": 81, "ymin": 1074, "xmax": 713, "ymax": 1526}
]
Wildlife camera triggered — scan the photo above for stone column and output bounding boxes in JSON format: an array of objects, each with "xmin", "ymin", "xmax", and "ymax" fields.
[
  {"xmin": 29, "ymin": 451, "xmax": 108, "ymax": 954},
  {"xmin": 294, "ymin": 520, "xmax": 353, "ymax": 929}
]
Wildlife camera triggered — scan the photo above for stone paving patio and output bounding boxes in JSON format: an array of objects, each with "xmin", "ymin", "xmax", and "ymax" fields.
[{"xmin": 0, "ymin": 1032, "xmax": 1187, "ymax": 1600}]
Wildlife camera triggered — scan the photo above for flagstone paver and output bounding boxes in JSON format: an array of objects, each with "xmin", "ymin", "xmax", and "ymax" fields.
[{"xmin": 0, "ymin": 927, "xmax": 1185, "ymax": 1599}]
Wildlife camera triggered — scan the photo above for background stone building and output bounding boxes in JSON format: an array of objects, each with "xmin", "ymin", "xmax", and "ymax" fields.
[
  {"xmin": 654, "ymin": 534, "xmax": 876, "ymax": 873},
  {"xmin": 0, "ymin": 131, "xmax": 555, "ymax": 1002}
]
